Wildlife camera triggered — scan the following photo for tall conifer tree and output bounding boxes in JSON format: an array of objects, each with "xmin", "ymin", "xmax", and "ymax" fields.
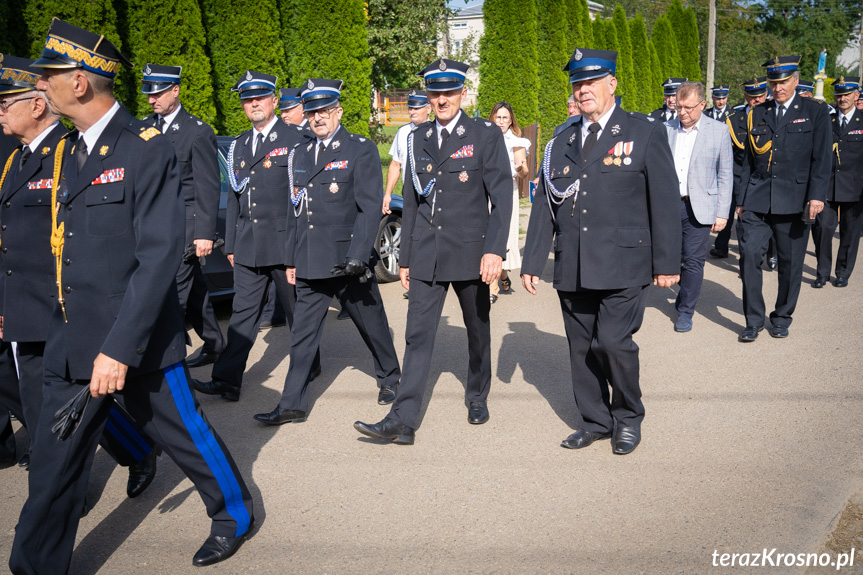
[
  {"xmin": 537, "ymin": 0, "xmax": 570, "ymax": 147},
  {"xmin": 629, "ymin": 13, "xmax": 653, "ymax": 114},
  {"xmin": 287, "ymin": 0, "xmax": 372, "ymax": 136},
  {"xmin": 651, "ymin": 15, "xmax": 681, "ymax": 80},
  {"xmin": 612, "ymin": 5, "xmax": 635, "ymax": 111},
  {"xmin": 478, "ymin": 0, "xmax": 539, "ymax": 124},
  {"xmin": 648, "ymin": 40, "xmax": 664, "ymax": 109},
  {"xmin": 200, "ymin": 0, "xmax": 288, "ymax": 135},
  {"xmin": 127, "ymin": 0, "xmax": 216, "ymax": 126}
]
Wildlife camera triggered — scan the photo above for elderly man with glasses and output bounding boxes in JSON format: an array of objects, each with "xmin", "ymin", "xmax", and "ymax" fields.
[
  {"xmin": 254, "ymin": 78, "xmax": 401, "ymax": 425},
  {"xmin": 664, "ymin": 81, "xmax": 733, "ymax": 332}
]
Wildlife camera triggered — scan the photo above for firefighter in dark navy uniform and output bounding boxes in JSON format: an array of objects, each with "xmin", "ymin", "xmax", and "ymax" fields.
[
  {"xmin": 650, "ymin": 77, "xmax": 686, "ymax": 122},
  {"xmin": 0, "ymin": 54, "xmax": 162, "ymax": 492},
  {"xmin": 705, "ymin": 84, "xmax": 731, "ymax": 121},
  {"xmin": 354, "ymin": 58, "xmax": 512, "ymax": 444},
  {"xmin": 521, "ymin": 48, "xmax": 681, "ymax": 455},
  {"xmin": 811, "ymin": 76, "xmax": 863, "ymax": 288},
  {"xmin": 736, "ymin": 56, "xmax": 831, "ymax": 341},
  {"xmin": 192, "ymin": 70, "xmax": 320, "ymax": 401},
  {"xmin": 10, "ymin": 19, "xmax": 254, "ymax": 573},
  {"xmin": 711, "ymin": 77, "xmax": 769, "ymax": 259},
  {"xmin": 141, "ymin": 63, "xmax": 225, "ymax": 368},
  {"xmin": 253, "ymin": 78, "xmax": 401, "ymax": 425}
]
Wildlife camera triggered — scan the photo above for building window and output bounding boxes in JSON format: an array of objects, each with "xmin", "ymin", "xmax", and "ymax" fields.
[
  {"xmin": 451, "ymin": 22, "xmax": 468, "ymax": 29},
  {"xmin": 454, "ymin": 41, "xmax": 462, "ymax": 50}
]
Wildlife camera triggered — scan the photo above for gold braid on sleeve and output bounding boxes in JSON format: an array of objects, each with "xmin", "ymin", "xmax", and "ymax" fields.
[
  {"xmin": 50, "ymin": 139, "xmax": 67, "ymax": 322},
  {"xmin": 746, "ymin": 109, "xmax": 773, "ymax": 171},
  {"xmin": 726, "ymin": 117, "xmax": 744, "ymax": 150}
]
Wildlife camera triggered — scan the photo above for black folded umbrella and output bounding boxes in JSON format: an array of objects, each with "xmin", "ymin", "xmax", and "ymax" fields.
[{"xmin": 52, "ymin": 386, "xmax": 91, "ymax": 441}]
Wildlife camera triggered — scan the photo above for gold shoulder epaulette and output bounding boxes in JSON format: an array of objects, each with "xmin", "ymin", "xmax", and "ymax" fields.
[{"xmin": 139, "ymin": 127, "xmax": 160, "ymax": 141}]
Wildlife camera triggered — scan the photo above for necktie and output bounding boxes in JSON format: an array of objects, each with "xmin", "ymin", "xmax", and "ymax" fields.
[
  {"xmin": 18, "ymin": 146, "xmax": 31, "ymax": 172},
  {"xmin": 439, "ymin": 128, "xmax": 449, "ymax": 153},
  {"xmin": 778, "ymin": 105, "xmax": 785, "ymax": 119},
  {"xmin": 841, "ymin": 116, "xmax": 848, "ymax": 131},
  {"xmin": 76, "ymin": 139, "xmax": 88, "ymax": 173},
  {"xmin": 316, "ymin": 141, "xmax": 325, "ymax": 165},
  {"xmin": 157, "ymin": 117, "xmax": 165, "ymax": 132},
  {"xmin": 254, "ymin": 132, "xmax": 264, "ymax": 160},
  {"xmin": 582, "ymin": 122, "xmax": 601, "ymax": 158}
]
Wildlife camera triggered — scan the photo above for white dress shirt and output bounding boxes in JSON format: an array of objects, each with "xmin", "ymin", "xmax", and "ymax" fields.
[
  {"xmin": 79, "ymin": 101, "xmax": 121, "ymax": 154},
  {"xmin": 580, "ymin": 104, "xmax": 617, "ymax": 146},
  {"xmin": 435, "ymin": 110, "xmax": 462, "ymax": 147},
  {"xmin": 157, "ymin": 104, "xmax": 182, "ymax": 133},
  {"xmin": 673, "ymin": 117, "xmax": 701, "ymax": 198},
  {"xmin": 251, "ymin": 115, "xmax": 279, "ymax": 156}
]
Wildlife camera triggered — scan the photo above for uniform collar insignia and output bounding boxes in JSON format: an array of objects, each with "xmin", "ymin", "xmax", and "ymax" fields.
[
  {"xmin": 426, "ymin": 128, "xmax": 433, "ymax": 138},
  {"xmin": 269, "ymin": 131, "xmax": 278, "ymax": 141},
  {"xmin": 172, "ymin": 123, "xmax": 180, "ymax": 131},
  {"xmin": 41, "ymin": 146, "xmax": 51, "ymax": 155},
  {"xmin": 610, "ymin": 124, "xmax": 621, "ymax": 135},
  {"xmin": 99, "ymin": 145, "xmax": 109, "ymax": 156},
  {"xmin": 332, "ymin": 140, "xmax": 340, "ymax": 149},
  {"xmin": 456, "ymin": 124, "xmax": 465, "ymax": 136}
]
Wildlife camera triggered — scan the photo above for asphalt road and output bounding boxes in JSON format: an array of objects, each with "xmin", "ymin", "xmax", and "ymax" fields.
[{"xmin": 1, "ymin": 221, "xmax": 862, "ymax": 574}]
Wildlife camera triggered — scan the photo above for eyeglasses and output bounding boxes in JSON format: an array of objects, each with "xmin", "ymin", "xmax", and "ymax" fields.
[
  {"xmin": 304, "ymin": 107, "xmax": 339, "ymax": 119},
  {"xmin": 677, "ymin": 101, "xmax": 704, "ymax": 114},
  {"xmin": 494, "ymin": 115, "xmax": 511, "ymax": 123},
  {"xmin": 0, "ymin": 97, "xmax": 35, "ymax": 113}
]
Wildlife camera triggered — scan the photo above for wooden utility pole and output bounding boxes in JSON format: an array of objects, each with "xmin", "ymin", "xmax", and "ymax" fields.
[
  {"xmin": 707, "ymin": 0, "xmax": 716, "ymax": 91},
  {"xmin": 859, "ymin": 9, "xmax": 863, "ymax": 77}
]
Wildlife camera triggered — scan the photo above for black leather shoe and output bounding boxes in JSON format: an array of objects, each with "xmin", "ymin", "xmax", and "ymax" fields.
[
  {"xmin": 709, "ymin": 248, "xmax": 728, "ymax": 259},
  {"xmin": 834, "ymin": 276, "xmax": 849, "ymax": 288},
  {"xmin": 192, "ymin": 379, "xmax": 240, "ymax": 402},
  {"xmin": 337, "ymin": 309, "xmax": 350, "ymax": 320},
  {"xmin": 738, "ymin": 326, "xmax": 763, "ymax": 342},
  {"xmin": 354, "ymin": 418, "xmax": 415, "ymax": 444},
  {"xmin": 765, "ymin": 256, "xmax": 777, "ymax": 271},
  {"xmin": 186, "ymin": 350, "xmax": 219, "ymax": 368},
  {"xmin": 560, "ymin": 429, "xmax": 611, "ymax": 449},
  {"xmin": 377, "ymin": 384, "xmax": 396, "ymax": 405},
  {"xmin": 812, "ymin": 277, "xmax": 827, "ymax": 288},
  {"xmin": 192, "ymin": 520, "xmax": 255, "ymax": 567},
  {"xmin": 258, "ymin": 320, "xmax": 285, "ymax": 331},
  {"xmin": 253, "ymin": 407, "xmax": 307, "ymax": 425},
  {"xmin": 18, "ymin": 453, "xmax": 29, "ymax": 470},
  {"xmin": 769, "ymin": 324, "xmax": 789, "ymax": 338},
  {"xmin": 308, "ymin": 366, "xmax": 322, "ymax": 383},
  {"xmin": 467, "ymin": 401, "xmax": 489, "ymax": 425},
  {"xmin": 612, "ymin": 425, "xmax": 641, "ymax": 455},
  {"xmin": 127, "ymin": 446, "xmax": 159, "ymax": 498}
]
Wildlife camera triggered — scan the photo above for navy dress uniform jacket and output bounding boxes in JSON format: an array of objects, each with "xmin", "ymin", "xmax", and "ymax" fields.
[
  {"xmin": 522, "ymin": 107, "xmax": 681, "ymax": 290},
  {"xmin": 43, "ymin": 106, "xmax": 186, "ymax": 380},
  {"xmin": 399, "ymin": 113, "xmax": 512, "ymax": 281},
  {"xmin": 738, "ymin": 97, "xmax": 832, "ymax": 214},
  {"xmin": 285, "ymin": 126, "xmax": 382, "ymax": 277},
  {"xmin": 226, "ymin": 123, "xmax": 307, "ymax": 267},
  {"xmin": 649, "ymin": 106, "xmax": 674, "ymax": 123},
  {"xmin": 828, "ymin": 108, "xmax": 863, "ymax": 202},
  {"xmin": 706, "ymin": 107, "xmax": 730, "ymax": 122},
  {"xmin": 144, "ymin": 106, "xmax": 220, "ymax": 243},
  {"xmin": 725, "ymin": 108, "xmax": 749, "ymax": 196},
  {"xmin": 0, "ymin": 124, "xmax": 66, "ymax": 342}
]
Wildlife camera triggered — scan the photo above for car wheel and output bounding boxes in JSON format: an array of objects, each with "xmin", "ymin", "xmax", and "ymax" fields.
[{"xmin": 375, "ymin": 213, "xmax": 401, "ymax": 283}]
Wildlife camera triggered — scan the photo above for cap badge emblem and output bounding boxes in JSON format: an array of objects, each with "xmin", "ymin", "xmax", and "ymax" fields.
[
  {"xmin": 245, "ymin": 71, "xmax": 253, "ymax": 81},
  {"xmin": 439, "ymin": 60, "xmax": 446, "ymax": 71},
  {"xmin": 308, "ymin": 79, "xmax": 315, "ymax": 90},
  {"xmin": 144, "ymin": 64, "xmax": 151, "ymax": 75},
  {"xmin": 409, "ymin": 90, "xmax": 416, "ymax": 96},
  {"xmin": 574, "ymin": 49, "xmax": 583, "ymax": 61}
]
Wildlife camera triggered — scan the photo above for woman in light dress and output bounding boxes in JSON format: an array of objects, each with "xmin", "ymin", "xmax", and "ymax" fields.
[{"xmin": 488, "ymin": 101, "xmax": 530, "ymax": 303}]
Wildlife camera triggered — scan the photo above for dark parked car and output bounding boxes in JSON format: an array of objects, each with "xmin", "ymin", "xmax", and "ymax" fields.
[{"xmin": 204, "ymin": 137, "xmax": 402, "ymax": 298}]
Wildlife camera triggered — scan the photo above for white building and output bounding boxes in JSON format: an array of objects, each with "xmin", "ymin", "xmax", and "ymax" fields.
[{"xmin": 441, "ymin": 0, "xmax": 604, "ymax": 106}]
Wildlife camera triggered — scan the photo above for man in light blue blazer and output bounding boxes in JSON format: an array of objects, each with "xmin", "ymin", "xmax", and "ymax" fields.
[{"xmin": 664, "ymin": 82, "xmax": 733, "ymax": 332}]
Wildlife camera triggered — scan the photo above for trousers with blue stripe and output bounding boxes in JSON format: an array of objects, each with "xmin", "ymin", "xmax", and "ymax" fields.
[
  {"xmin": 15, "ymin": 340, "xmax": 155, "ymax": 467},
  {"xmin": 9, "ymin": 361, "xmax": 253, "ymax": 575}
]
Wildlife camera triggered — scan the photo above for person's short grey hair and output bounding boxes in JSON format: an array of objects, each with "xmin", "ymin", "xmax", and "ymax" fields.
[
  {"xmin": 83, "ymin": 70, "xmax": 115, "ymax": 96},
  {"xmin": 676, "ymin": 81, "xmax": 705, "ymax": 103},
  {"xmin": 567, "ymin": 94, "xmax": 575, "ymax": 104}
]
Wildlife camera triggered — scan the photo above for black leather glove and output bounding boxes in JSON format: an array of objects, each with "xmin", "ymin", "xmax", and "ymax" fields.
[
  {"xmin": 343, "ymin": 257, "xmax": 367, "ymax": 276},
  {"xmin": 52, "ymin": 386, "xmax": 91, "ymax": 441}
]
